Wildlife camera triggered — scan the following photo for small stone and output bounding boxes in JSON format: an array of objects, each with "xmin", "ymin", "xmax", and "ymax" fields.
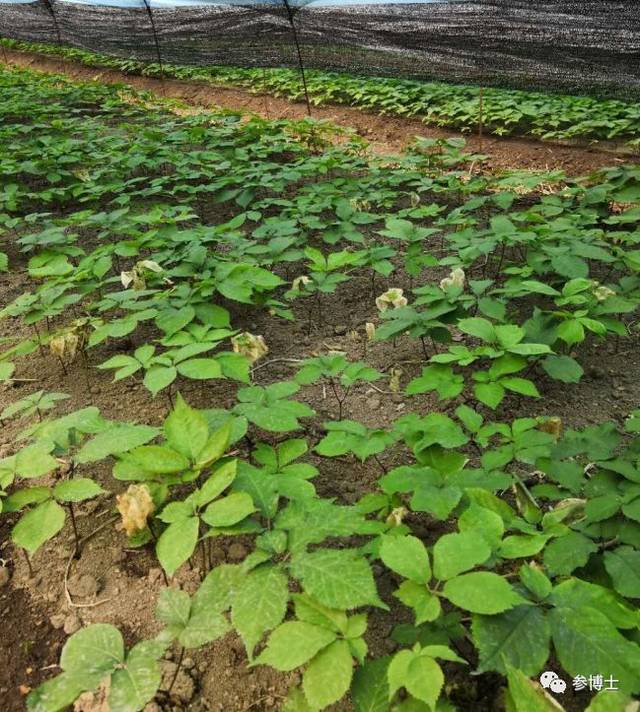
[
  {"xmin": 67, "ymin": 574, "xmax": 98, "ymax": 598},
  {"xmin": 63, "ymin": 614, "xmax": 81, "ymax": 635},
  {"xmin": 333, "ymin": 324, "xmax": 348, "ymax": 336},
  {"xmin": 227, "ymin": 543, "xmax": 247, "ymax": 562},
  {"xmin": 182, "ymin": 657, "xmax": 195, "ymax": 670},
  {"xmin": 365, "ymin": 396, "xmax": 381, "ymax": 410},
  {"xmin": 50, "ymin": 614, "xmax": 66, "ymax": 630},
  {"xmin": 148, "ymin": 568, "xmax": 163, "ymax": 584},
  {"xmin": 588, "ymin": 366, "xmax": 605, "ymax": 379},
  {"xmin": 0, "ymin": 566, "xmax": 10, "ymax": 587}
]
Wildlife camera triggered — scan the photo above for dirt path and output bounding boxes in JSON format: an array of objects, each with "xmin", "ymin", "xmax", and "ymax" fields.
[{"xmin": 3, "ymin": 48, "xmax": 636, "ymax": 176}]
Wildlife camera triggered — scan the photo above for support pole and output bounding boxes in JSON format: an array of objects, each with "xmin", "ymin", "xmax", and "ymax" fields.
[
  {"xmin": 282, "ymin": 0, "xmax": 312, "ymax": 117},
  {"xmin": 142, "ymin": 0, "xmax": 165, "ymax": 95},
  {"xmin": 42, "ymin": 0, "xmax": 62, "ymax": 46}
]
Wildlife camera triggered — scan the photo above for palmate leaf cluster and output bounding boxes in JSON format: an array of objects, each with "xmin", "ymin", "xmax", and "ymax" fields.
[
  {"xmin": 0, "ymin": 65, "xmax": 639, "ymax": 712},
  {"xmin": 4, "ymin": 37, "xmax": 640, "ymax": 145}
]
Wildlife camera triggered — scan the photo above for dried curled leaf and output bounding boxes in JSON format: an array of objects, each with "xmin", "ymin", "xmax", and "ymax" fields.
[
  {"xmin": 49, "ymin": 321, "xmax": 90, "ymax": 362},
  {"xmin": 538, "ymin": 417, "xmax": 562, "ymax": 439},
  {"xmin": 291, "ymin": 275, "xmax": 312, "ymax": 291},
  {"xmin": 439, "ymin": 267, "xmax": 466, "ymax": 291},
  {"xmin": 389, "ymin": 368, "xmax": 403, "ymax": 393},
  {"xmin": 232, "ymin": 332, "xmax": 269, "ymax": 364},
  {"xmin": 116, "ymin": 484, "xmax": 155, "ymax": 537},
  {"xmin": 593, "ymin": 284, "xmax": 616, "ymax": 302},
  {"xmin": 375, "ymin": 288, "xmax": 407, "ymax": 312},
  {"xmin": 121, "ymin": 260, "xmax": 163, "ymax": 290},
  {"xmin": 386, "ymin": 506, "xmax": 408, "ymax": 527}
]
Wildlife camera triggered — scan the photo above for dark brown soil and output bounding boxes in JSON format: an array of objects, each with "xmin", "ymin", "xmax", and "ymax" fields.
[
  {"xmin": 3, "ymin": 48, "xmax": 637, "ymax": 177},
  {"xmin": 0, "ymin": 569, "xmax": 67, "ymax": 711}
]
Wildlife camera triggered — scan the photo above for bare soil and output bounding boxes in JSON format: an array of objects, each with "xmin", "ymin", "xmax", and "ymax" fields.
[{"xmin": 0, "ymin": 60, "xmax": 634, "ymax": 711}]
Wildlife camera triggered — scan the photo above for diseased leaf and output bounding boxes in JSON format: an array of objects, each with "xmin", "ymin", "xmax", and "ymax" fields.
[
  {"xmin": 472, "ymin": 605, "xmax": 550, "ymax": 675},
  {"xmin": 550, "ymin": 606, "xmax": 640, "ymax": 694},
  {"xmin": 61, "ymin": 624, "xmax": 124, "ymax": 676},
  {"xmin": 603, "ymin": 546, "xmax": 640, "ymax": 599},
  {"xmin": 109, "ymin": 653, "xmax": 160, "ymax": 712}
]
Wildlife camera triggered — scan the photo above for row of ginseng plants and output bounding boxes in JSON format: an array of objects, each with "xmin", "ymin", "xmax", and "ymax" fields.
[
  {"xmin": 1, "ymin": 66, "xmax": 640, "ymax": 712},
  {"xmin": 3, "ymin": 37, "xmax": 640, "ymax": 146}
]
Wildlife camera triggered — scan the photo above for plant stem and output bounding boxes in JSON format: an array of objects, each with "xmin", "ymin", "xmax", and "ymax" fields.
[
  {"xmin": 148, "ymin": 521, "xmax": 169, "ymax": 585},
  {"xmin": 513, "ymin": 473, "xmax": 539, "ymax": 509},
  {"xmin": 67, "ymin": 502, "xmax": 81, "ymax": 558},
  {"xmin": 200, "ymin": 538, "xmax": 207, "ymax": 575},
  {"xmin": 167, "ymin": 647, "xmax": 185, "ymax": 696},
  {"xmin": 23, "ymin": 548, "xmax": 34, "ymax": 578},
  {"xmin": 373, "ymin": 454, "xmax": 387, "ymax": 474}
]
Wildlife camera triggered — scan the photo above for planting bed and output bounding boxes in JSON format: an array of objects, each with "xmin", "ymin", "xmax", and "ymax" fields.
[{"xmin": 1, "ymin": 63, "xmax": 640, "ymax": 712}]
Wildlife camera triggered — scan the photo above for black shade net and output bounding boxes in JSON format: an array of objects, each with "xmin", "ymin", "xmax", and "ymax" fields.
[{"xmin": 0, "ymin": 1, "xmax": 639, "ymax": 95}]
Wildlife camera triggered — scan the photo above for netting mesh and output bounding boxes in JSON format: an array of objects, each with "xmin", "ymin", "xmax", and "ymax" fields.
[{"xmin": 1, "ymin": 1, "xmax": 639, "ymax": 94}]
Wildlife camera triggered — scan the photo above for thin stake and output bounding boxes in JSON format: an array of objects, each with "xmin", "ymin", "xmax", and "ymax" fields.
[
  {"xmin": 282, "ymin": 0, "xmax": 312, "ymax": 117},
  {"xmin": 478, "ymin": 86, "xmax": 484, "ymax": 151}
]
